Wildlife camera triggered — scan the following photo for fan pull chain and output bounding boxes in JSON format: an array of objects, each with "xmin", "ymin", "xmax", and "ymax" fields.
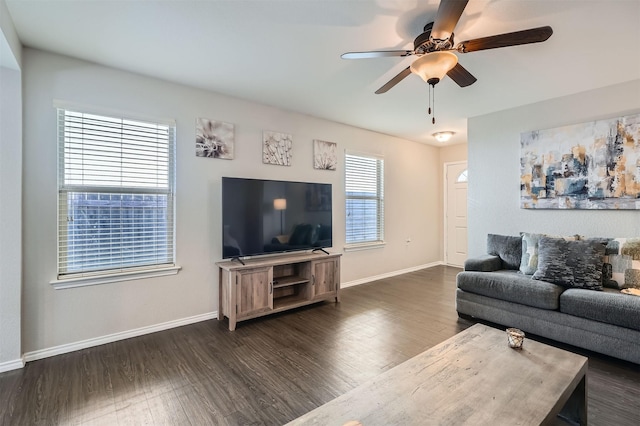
[
  {"xmin": 427, "ymin": 83, "xmax": 436, "ymax": 124},
  {"xmin": 432, "ymin": 85, "xmax": 436, "ymax": 124}
]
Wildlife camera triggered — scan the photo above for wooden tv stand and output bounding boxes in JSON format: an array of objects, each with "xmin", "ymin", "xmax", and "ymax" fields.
[{"xmin": 217, "ymin": 252, "xmax": 341, "ymax": 331}]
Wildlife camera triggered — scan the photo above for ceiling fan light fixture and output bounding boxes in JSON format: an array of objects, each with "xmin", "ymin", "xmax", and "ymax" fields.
[
  {"xmin": 410, "ymin": 51, "xmax": 458, "ymax": 85},
  {"xmin": 433, "ymin": 131, "xmax": 455, "ymax": 142}
]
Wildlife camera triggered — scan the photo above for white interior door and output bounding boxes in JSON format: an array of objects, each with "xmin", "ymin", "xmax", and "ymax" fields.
[{"xmin": 445, "ymin": 162, "xmax": 468, "ymax": 267}]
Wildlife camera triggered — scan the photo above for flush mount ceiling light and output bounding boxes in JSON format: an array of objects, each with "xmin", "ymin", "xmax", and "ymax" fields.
[
  {"xmin": 432, "ymin": 131, "xmax": 455, "ymax": 142},
  {"xmin": 410, "ymin": 51, "xmax": 458, "ymax": 124}
]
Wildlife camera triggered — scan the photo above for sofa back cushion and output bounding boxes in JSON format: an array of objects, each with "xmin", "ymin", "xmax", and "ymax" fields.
[
  {"xmin": 487, "ymin": 234, "xmax": 522, "ymax": 270},
  {"xmin": 532, "ymin": 237, "xmax": 605, "ymax": 290}
]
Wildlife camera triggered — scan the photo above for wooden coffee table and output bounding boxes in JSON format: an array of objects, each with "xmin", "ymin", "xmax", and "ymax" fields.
[{"xmin": 287, "ymin": 323, "xmax": 588, "ymax": 425}]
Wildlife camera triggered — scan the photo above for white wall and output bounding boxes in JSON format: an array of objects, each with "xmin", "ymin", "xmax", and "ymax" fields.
[
  {"xmin": 467, "ymin": 80, "xmax": 640, "ymax": 257},
  {"xmin": 0, "ymin": 67, "xmax": 22, "ymax": 371},
  {"xmin": 0, "ymin": 0, "xmax": 23, "ymax": 372},
  {"xmin": 439, "ymin": 143, "xmax": 467, "ymax": 166},
  {"xmin": 0, "ymin": 0, "xmax": 21, "ymax": 69},
  {"xmin": 21, "ymin": 48, "xmax": 443, "ymax": 355}
]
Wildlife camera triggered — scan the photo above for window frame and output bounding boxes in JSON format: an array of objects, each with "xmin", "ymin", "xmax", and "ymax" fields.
[
  {"xmin": 344, "ymin": 151, "xmax": 385, "ymax": 251},
  {"xmin": 51, "ymin": 105, "xmax": 180, "ymax": 289}
]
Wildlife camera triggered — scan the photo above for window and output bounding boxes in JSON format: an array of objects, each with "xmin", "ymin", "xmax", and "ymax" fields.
[
  {"xmin": 345, "ymin": 153, "xmax": 384, "ymax": 245},
  {"xmin": 457, "ymin": 169, "xmax": 468, "ymax": 183},
  {"xmin": 57, "ymin": 108, "xmax": 176, "ymax": 281}
]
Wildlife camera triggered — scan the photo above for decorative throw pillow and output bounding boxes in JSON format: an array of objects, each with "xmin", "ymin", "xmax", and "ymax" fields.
[
  {"xmin": 519, "ymin": 232, "xmax": 543, "ymax": 274},
  {"xmin": 532, "ymin": 236, "xmax": 605, "ymax": 290},
  {"xmin": 519, "ymin": 233, "xmax": 579, "ymax": 275},
  {"xmin": 487, "ymin": 234, "xmax": 522, "ymax": 270},
  {"xmin": 580, "ymin": 238, "xmax": 616, "ymax": 288},
  {"xmin": 605, "ymin": 238, "xmax": 640, "ymax": 289}
]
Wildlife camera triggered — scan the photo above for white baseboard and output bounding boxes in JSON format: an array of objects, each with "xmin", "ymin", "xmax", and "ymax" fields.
[
  {"xmin": 0, "ymin": 357, "xmax": 25, "ymax": 373},
  {"xmin": 20, "ymin": 263, "xmax": 446, "ymax": 364},
  {"xmin": 23, "ymin": 311, "xmax": 218, "ymax": 363},
  {"xmin": 341, "ymin": 261, "xmax": 443, "ymax": 288}
]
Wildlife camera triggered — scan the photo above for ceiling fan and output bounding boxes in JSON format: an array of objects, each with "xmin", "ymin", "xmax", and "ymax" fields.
[{"xmin": 342, "ymin": 0, "xmax": 553, "ymax": 96}]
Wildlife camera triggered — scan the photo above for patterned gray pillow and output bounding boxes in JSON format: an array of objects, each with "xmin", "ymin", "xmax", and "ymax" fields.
[
  {"xmin": 519, "ymin": 233, "xmax": 580, "ymax": 275},
  {"xmin": 580, "ymin": 238, "xmax": 616, "ymax": 288},
  {"xmin": 532, "ymin": 236, "xmax": 605, "ymax": 290},
  {"xmin": 487, "ymin": 234, "xmax": 522, "ymax": 270}
]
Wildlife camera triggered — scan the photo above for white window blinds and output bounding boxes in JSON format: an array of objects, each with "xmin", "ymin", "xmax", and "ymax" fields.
[
  {"xmin": 57, "ymin": 109, "xmax": 176, "ymax": 278},
  {"xmin": 345, "ymin": 153, "xmax": 384, "ymax": 244}
]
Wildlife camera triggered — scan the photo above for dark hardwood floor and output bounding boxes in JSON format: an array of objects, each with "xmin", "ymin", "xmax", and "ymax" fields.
[{"xmin": 1, "ymin": 265, "xmax": 638, "ymax": 425}]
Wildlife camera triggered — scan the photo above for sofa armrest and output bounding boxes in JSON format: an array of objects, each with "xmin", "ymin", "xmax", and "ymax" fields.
[{"xmin": 464, "ymin": 255, "xmax": 503, "ymax": 272}]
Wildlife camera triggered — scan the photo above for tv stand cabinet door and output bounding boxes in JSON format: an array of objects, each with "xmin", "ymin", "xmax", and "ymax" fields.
[
  {"xmin": 311, "ymin": 258, "xmax": 340, "ymax": 301},
  {"xmin": 236, "ymin": 266, "xmax": 274, "ymax": 320}
]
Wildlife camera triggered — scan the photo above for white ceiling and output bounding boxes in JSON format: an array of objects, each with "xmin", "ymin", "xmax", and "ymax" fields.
[{"xmin": 6, "ymin": 0, "xmax": 640, "ymax": 146}]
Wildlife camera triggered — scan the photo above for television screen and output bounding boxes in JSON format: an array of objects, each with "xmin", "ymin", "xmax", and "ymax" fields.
[{"xmin": 222, "ymin": 177, "xmax": 332, "ymax": 259}]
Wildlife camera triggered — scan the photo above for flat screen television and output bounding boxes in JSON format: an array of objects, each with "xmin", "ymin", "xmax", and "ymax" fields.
[{"xmin": 222, "ymin": 177, "xmax": 332, "ymax": 259}]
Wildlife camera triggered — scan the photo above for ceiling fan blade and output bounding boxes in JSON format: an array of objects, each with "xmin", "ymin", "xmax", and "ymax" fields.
[
  {"xmin": 457, "ymin": 26, "xmax": 553, "ymax": 53},
  {"xmin": 341, "ymin": 50, "xmax": 413, "ymax": 59},
  {"xmin": 375, "ymin": 66, "xmax": 412, "ymax": 94},
  {"xmin": 446, "ymin": 63, "xmax": 477, "ymax": 87},
  {"xmin": 431, "ymin": 0, "xmax": 469, "ymax": 40}
]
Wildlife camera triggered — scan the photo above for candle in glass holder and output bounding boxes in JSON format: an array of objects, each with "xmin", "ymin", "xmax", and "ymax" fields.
[{"xmin": 506, "ymin": 328, "xmax": 525, "ymax": 349}]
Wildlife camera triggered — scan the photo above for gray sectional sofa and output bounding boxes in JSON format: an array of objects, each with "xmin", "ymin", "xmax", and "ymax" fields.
[{"xmin": 456, "ymin": 234, "xmax": 640, "ymax": 364}]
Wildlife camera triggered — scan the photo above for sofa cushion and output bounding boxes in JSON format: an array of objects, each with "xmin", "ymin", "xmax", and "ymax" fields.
[
  {"xmin": 560, "ymin": 288, "xmax": 640, "ymax": 331},
  {"xmin": 457, "ymin": 270, "xmax": 564, "ymax": 310},
  {"xmin": 532, "ymin": 237, "xmax": 605, "ymax": 290},
  {"xmin": 487, "ymin": 234, "xmax": 522, "ymax": 270}
]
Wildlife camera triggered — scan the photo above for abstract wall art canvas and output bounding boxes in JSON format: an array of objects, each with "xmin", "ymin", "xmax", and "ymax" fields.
[
  {"xmin": 520, "ymin": 113, "xmax": 640, "ymax": 209},
  {"xmin": 263, "ymin": 131, "xmax": 292, "ymax": 166},
  {"xmin": 195, "ymin": 118, "xmax": 234, "ymax": 159},
  {"xmin": 313, "ymin": 139, "xmax": 337, "ymax": 170}
]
